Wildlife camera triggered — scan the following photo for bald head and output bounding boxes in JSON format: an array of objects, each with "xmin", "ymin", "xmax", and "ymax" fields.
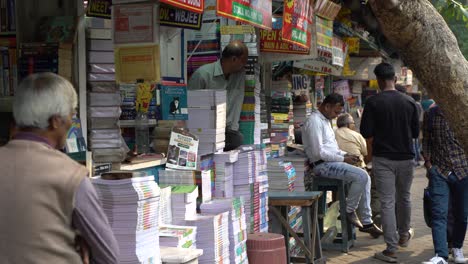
[{"xmin": 221, "ymin": 40, "xmax": 249, "ymax": 74}]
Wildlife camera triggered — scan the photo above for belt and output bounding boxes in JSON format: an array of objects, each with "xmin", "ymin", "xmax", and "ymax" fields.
[{"xmin": 310, "ymin": 159, "xmax": 325, "ymax": 168}]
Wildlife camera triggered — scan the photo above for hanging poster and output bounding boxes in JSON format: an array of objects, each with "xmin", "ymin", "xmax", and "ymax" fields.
[
  {"xmin": 113, "ymin": 3, "xmax": 158, "ymax": 44},
  {"xmin": 332, "ymin": 36, "xmax": 347, "ymax": 67},
  {"xmin": 159, "ymin": 4, "xmax": 202, "ymax": 30},
  {"xmin": 259, "ymin": 16, "xmax": 309, "ymax": 54},
  {"xmin": 315, "ymin": 0, "xmax": 341, "ymax": 20},
  {"xmin": 216, "ymin": 0, "xmax": 272, "ymax": 30},
  {"xmin": 115, "ymin": 45, "xmax": 161, "ymax": 83},
  {"xmin": 166, "ymin": 128, "xmax": 199, "ymax": 170},
  {"xmin": 294, "ymin": 46, "xmax": 343, "ymax": 76},
  {"xmin": 282, "ymin": 0, "xmax": 313, "ymax": 48},
  {"xmin": 316, "ymin": 16, "xmax": 333, "ymax": 48},
  {"xmin": 86, "ymin": 0, "xmax": 112, "ymax": 19},
  {"xmin": 160, "ymin": 0, "xmax": 204, "ymax": 13},
  {"xmin": 333, "ymin": 80, "xmax": 351, "ymax": 99}
]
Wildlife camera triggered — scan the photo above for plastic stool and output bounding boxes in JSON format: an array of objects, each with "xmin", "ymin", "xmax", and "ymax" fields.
[
  {"xmin": 311, "ymin": 177, "xmax": 355, "ymax": 253},
  {"xmin": 247, "ymin": 233, "xmax": 287, "ymax": 264}
]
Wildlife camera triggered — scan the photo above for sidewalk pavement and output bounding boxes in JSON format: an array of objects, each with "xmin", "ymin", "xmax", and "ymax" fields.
[{"xmin": 323, "ymin": 166, "xmax": 468, "ymax": 264}]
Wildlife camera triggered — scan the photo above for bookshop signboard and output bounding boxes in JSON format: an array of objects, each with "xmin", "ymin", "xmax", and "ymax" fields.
[
  {"xmin": 282, "ymin": 0, "xmax": 313, "ymax": 48},
  {"xmin": 159, "ymin": 4, "xmax": 202, "ymax": 30},
  {"xmin": 160, "ymin": 0, "xmax": 204, "ymax": 13},
  {"xmin": 294, "ymin": 46, "xmax": 343, "ymax": 76},
  {"xmin": 217, "ymin": 0, "xmax": 272, "ymax": 30},
  {"xmin": 259, "ymin": 17, "xmax": 309, "ymax": 54},
  {"xmin": 86, "ymin": 0, "xmax": 112, "ymax": 18}
]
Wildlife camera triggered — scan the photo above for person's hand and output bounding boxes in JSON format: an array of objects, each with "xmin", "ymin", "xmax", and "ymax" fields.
[
  {"xmin": 75, "ymin": 236, "xmax": 90, "ymax": 264},
  {"xmin": 344, "ymin": 155, "xmax": 359, "ymax": 165}
]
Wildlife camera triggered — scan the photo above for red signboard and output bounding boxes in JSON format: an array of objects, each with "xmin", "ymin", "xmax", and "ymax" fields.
[
  {"xmin": 216, "ymin": 0, "xmax": 272, "ymax": 30},
  {"xmin": 160, "ymin": 0, "xmax": 204, "ymax": 13},
  {"xmin": 282, "ymin": 0, "xmax": 313, "ymax": 48},
  {"xmin": 260, "ymin": 29, "xmax": 309, "ymax": 54}
]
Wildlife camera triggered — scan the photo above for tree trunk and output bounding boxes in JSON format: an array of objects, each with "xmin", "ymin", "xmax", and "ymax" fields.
[{"xmin": 369, "ymin": 0, "xmax": 468, "ymax": 153}]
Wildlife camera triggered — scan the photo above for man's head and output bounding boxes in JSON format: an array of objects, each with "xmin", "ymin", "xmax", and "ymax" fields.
[
  {"xmin": 319, "ymin": 93, "xmax": 344, "ymax": 120},
  {"xmin": 337, "ymin": 113, "xmax": 355, "ymax": 130},
  {"xmin": 374, "ymin": 62, "xmax": 396, "ymax": 91},
  {"xmin": 221, "ymin": 40, "xmax": 249, "ymax": 74},
  {"xmin": 13, "ymin": 73, "xmax": 77, "ymax": 149}
]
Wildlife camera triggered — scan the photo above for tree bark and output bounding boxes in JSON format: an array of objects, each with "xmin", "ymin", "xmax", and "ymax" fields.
[{"xmin": 369, "ymin": 0, "xmax": 468, "ymax": 154}]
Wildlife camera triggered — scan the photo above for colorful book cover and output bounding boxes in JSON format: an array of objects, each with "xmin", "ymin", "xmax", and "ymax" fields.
[{"xmin": 159, "ymin": 82, "xmax": 188, "ymax": 120}]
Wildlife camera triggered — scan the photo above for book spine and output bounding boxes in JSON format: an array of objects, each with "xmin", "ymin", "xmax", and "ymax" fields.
[
  {"xmin": 3, "ymin": 49, "xmax": 9, "ymax": 95},
  {"xmin": 7, "ymin": 0, "xmax": 14, "ymax": 32},
  {"xmin": 1, "ymin": 0, "xmax": 6, "ymax": 32},
  {"xmin": 8, "ymin": 47, "xmax": 15, "ymax": 95}
]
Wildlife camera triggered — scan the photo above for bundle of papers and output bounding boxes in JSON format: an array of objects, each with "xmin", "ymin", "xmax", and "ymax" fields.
[
  {"xmin": 159, "ymin": 224, "xmax": 197, "ymax": 249},
  {"xmin": 283, "ymin": 154, "xmax": 308, "ymax": 192},
  {"xmin": 92, "ymin": 176, "xmax": 161, "ymax": 264},
  {"xmin": 267, "ymin": 159, "xmax": 296, "ymax": 192},
  {"xmin": 158, "ymin": 170, "xmax": 196, "ymax": 185},
  {"xmin": 159, "ymin": 186, "xmax": 172, "ymax": 225},
  {"xmin": 185, "ymin": 213, "xmax": 230, "ymax": 264},
  {"xmin": 200, "ymin": 198, "xmax": 249, "ymax": 264},
  {"xmin": 169, "ymin": 185, "xmax": 198, "ymax": 224}
]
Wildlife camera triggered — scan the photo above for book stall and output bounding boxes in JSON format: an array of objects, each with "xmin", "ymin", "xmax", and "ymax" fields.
[{"xmin": 0, "ymin": 0, "xmax": 425, "ymax": 263}]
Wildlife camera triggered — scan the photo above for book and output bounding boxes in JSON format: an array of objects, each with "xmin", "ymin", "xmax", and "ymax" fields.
[{"xmin": 159, "ymin": 83, "xmax": 188, "ymax": 120}]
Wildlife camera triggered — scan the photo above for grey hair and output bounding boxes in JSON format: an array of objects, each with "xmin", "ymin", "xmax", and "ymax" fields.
[
  {"xmin": 13, "ymin": 73, "xmax": 77, "ymax": 129},
  {"xmin": 337, "ymin": 113, "xmax": 354, "ymax": 128}
]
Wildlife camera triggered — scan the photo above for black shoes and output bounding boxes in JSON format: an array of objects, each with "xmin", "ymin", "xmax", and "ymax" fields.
[
  {"xmin": 346, "ymin": 211, "xmax": 364, "ymax": 229},
  {"xmin": 359, "ymin": 223, "xmax": 384, "ymax": 238}
]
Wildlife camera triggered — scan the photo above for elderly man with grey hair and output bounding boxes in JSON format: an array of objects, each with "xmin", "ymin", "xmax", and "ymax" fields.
[
  {"xmin": 0, "ymin": 73, "xmax": 119, "ymax": 264},
  {"xmin": 335, "ymin": 113, "xmax": 367, "ymax": 169}
]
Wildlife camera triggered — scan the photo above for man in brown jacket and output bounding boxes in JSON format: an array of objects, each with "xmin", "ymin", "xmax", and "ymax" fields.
[{"xmin": 0, "ymin": 73, "xmax": 119, "ymax": 263}]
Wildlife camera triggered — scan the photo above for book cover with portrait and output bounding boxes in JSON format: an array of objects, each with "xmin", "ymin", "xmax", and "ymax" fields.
[{"xmin": 159, "ymin": 82, "xmax": 188, "ymax": 120}]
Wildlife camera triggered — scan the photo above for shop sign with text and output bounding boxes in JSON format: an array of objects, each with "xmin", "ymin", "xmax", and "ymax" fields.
[
  {"xmin": 260, "ymin": 17, "xmax": 309, "ymax": 54},
  {"xmin": 217, "ymin": 0, "xmax": 272, "ymax": 30},
  {"xmin": 86, "ymin": 0, "xmax": 111, "ymax": 18},
  {"xmin": 160, "ymin": 0, "xmax": 204, "ymax": 13},
  {"xmin": 282, "ymin": 0, "xmax": 313, "ymax": 48},
  {"xmin": 294, "ymin": 46, "xmax": 343, "ymax": 76},
  {"xmin": 159, "ymin": 4, "xmax": 202, "ymax": 29}
]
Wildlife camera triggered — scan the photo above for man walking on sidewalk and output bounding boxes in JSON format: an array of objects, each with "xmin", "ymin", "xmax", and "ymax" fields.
[
  {"xmin": 360, "ymin": 62, "xmax": 420, "ymax": 263},
  {"xmin": 421, "ymin": 105, "xmax": 468, "ymax": 264}
]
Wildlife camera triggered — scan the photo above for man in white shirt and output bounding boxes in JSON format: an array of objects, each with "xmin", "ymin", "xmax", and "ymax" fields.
[{"xmin": 302, "ymin": 93, "xmax": 382, "ymax": 236}]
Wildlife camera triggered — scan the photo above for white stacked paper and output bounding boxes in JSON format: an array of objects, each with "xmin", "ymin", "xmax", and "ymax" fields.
[
  {"xmin": 185, "ymin": 213, "xmax": 230, "ymax": 264},
  {"xmin": 169, "ymin": 185, "xmax": 198, "ymax": 224},
  {"xmin": 267, "ymin": 159, "xmax": 296, "ymax": 192},
  {"xmin": 92, "ymin": 176, "xmax": 161, "ymax": 264},
  {"xmin": 159, "ymin": 186, "xmax": 172, "ymax": 225},
  {"xmin": 283, "ymin": 154, "xmax": 307, "ymax": 192},
  {"xmin": 159, "ymin": 224, "xmax": 197, "ymax": 249},
  {"xmin": 200, "ymin": 198, "xmax": 249, "ymax": 264},
  {"xmin": 159, "ymin": 170, "xmax": 195, "ymax": 185},
  {"xmin": 187, "ymin": 90, "xmax": 227, "ymax": 155}
]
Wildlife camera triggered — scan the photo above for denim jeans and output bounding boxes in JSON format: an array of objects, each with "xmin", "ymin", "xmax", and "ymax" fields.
[
  {"xmin": 429, "ymin": 166, "xmax": 468, "ymax": 258},
  {"xmin": 313, "ymin": 161, "xmax": 372, "ymax": 225}
]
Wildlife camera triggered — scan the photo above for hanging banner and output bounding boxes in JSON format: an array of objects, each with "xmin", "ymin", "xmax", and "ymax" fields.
[
  {"xmin": 113, "ymin": 3, "xmax": 158, "ymax": 44},
  {"xmin": 294, "ymin": 46, "xmax": 343, "ymax": 76},
  {"xmin": 115, "ymin": 45, "xmax": 161, "ymax": 83},
  {"xmin": 86, "ymin": 0, "xmax": 112, "ymax": 19},
  {"xmin": 159, "ymin": 4, "xmax": 202, "ymax": 30},
  {"xmin": 314, "ymin": 0, "xmax": 341, "ymax": 20},
  {"xmin": 160, "ymin": 0, "xmax": 204, "ymax": 13},
  {"xmin": 316, "ymin": 15, "xmax": 333, "ymax": 48},
  {"xmin": 216, "ymin": 0, "xmax": 272, "ymax": 30},
  {"xmin": 282, "ymin": 0, "xmax": 313, "ymax": 48},
  {"xmin": 332, "ymin": 36, "xmax": 346, "ymax": 67},
  {"xmin": 259, "ymin": 16, "xmax": 309, "ymax": 54}
]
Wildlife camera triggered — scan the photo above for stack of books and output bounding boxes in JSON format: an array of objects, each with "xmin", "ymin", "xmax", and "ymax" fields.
[
  {"xmin": 86, "ymin": 16, "xmax": 114, "ymax": 82},
  {"xmin": 159, "ymin": 224, "xmax": 197, "ymax": 249},
  {"xmin": 239, "ymin": 58, "xmax": 261, "ymax": 145},
  {"xmin": 213, "ymin": 150, "xmax": 239, "ymax": 198},
  {"xmin": 92, "ymin": 175, "xmax": 161, "ymax": 264},
  {"xmin": 168, "ymin": 185, "xmax": 198, "ymax": 224},
  {"xmin": 292, "ymin": 101, "xmax": 312, "ymax": 127},
  {"xmin": 200, "ymin": 198, "xmax": 249, "ymax": 264},
  {"xmin": 267, "ymin": 160, "xmax": 296, "ymax": 192},
  {"xmin": 185, "ymin": 212, "xmax": 230, "ymax": 264},
  {"xmin": 233, "ymin": 150, "xmax": 255, "ymax": 232},
  {"xmin": 159, "ymin": 169, "xmax": 212, "ymax": 205},
  {"xmin": 159, "ymin": 186, "xmax": 172, "ymax": 225},
  {"xmin": 255, "ymin": 149, "xmax": 269, "ymax": 233},
  {"xmin": 152, "ymin": 120, "xmax": 176, "ymax": 154},
  {"xmin": 187, "ymin": 90, "xmax": 227, "ymax": 156},
  {"xmin": 0, "ymin": 37, "xmax": 16, "ymax": 96},
  {"xmin": 269, "ymin": 80, "xmax": 293, "ymax": 158},
  {"xmin": 283, "ymin": 154, "xmax": 308, "ymax": 192}
]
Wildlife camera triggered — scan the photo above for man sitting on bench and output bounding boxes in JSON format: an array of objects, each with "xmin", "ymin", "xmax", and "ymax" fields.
[{"xmin": 302, "ymin": 93, "xmax": 382, "ymax": 237}]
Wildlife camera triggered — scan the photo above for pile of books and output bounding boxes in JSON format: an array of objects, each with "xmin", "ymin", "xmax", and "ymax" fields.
[
  {"xmin": 92, "ymin": 175, "xmax": 161, "ymax": 264},
  {"xmin": 187, "ymin": 90, "xmax": 227, "ymax": 156},
  {"xmin": 200, "ymin": 198, "xmax": 249, "ymax": 264},
  {"xmin": 168, "ymin": 185, "xmax": 198, "ymax": 224},
  {"xmin": 269, "ymin": 80, "xmax": 293, "ymax": 158},
  {"xmin": 159, "ymin": 224, "xmax": 197, "ymax": 249},
  {"xmin": 213, "ymin": 150, "xmax": 239, "ymax": 198},
  {"xmin": 185, "ymin": 212, "xmax": 230, "ymax": 264},
  {"xmin": 267, "ymin": 160, "xmax": 296, "ymax": 192}
]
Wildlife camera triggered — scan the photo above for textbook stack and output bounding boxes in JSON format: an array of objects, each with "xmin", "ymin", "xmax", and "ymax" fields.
[
  {"xmin": 92, "ymin": 175, "xmax": 161, "ymax": 264},
  {"xmin": 168, "ymin": 185, "xmax": 198, "ymax": 225},
  {"xmin": 213, "ymin": 150, "xmax": 239, "ymax": 198},
  {"xmin": 187, "ymin": 90, "xmax": 227, "ymax": 156},
  {"xmin": 269, "ymin": 80, "xmax": 293, "ymax": 158},
  {"xmin": 159, "ymin": 224, "xmax": 197, "ymax": 249},
  {"xmin": 200, "ymin": 198, "xmax": 249, "ymax": 264}
]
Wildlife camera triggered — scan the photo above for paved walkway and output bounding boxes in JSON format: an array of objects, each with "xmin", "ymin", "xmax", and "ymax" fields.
[{"xmin": 323, "ymin": 166, "xmax": 468, "ymax": 264}]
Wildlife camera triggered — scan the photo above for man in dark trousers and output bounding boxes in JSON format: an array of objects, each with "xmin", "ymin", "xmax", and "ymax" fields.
[
  {"xmin": 421, "ymin": 105, "xmax": 468, "ymax": 264},
  {"xmin": 360, "ymin": 62, "xmax": 420, "ymax": 263}
]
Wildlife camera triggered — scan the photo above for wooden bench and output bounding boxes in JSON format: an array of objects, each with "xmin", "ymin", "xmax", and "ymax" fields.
[{"xmin": 268, "ymin": 191, "xmax": 326, "ymax": 264}]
